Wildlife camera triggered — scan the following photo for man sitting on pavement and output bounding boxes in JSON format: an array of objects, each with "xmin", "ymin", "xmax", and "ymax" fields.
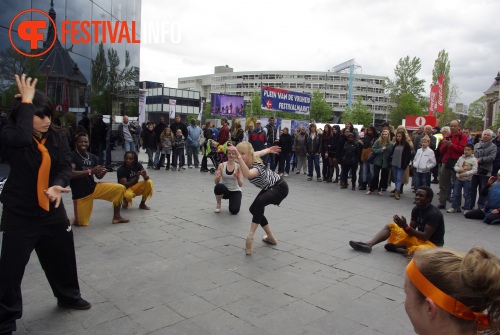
[{"xmin": 349, "ymin": 186, "xmax": 445, "ymax": 255}]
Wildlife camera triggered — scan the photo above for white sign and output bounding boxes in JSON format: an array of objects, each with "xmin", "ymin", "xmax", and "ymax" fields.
[
  {"xmin": 138, "ymin": 89, "xmax": 147, "ymax": 126},
  {"xmin": 169, "ymin": 99, "xmax": 176, "ymax": 119}
]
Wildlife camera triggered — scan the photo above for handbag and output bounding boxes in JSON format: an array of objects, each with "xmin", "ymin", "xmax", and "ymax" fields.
[
  {"xmin": 367, "ymin": 153, "xmax": 375, "ymax": 164},
  {"xmin": 361, "ymin": 148, "xmax": 372, "ymax": 162}
]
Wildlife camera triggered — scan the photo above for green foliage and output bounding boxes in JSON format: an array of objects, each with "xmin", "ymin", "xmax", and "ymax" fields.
[
  {"xmin": 384, "ymin": 56, "xmax": 426, "ymax": 104},
  {"xmin": 431, "ymin": 50, "xmax": 451, "ymax": 109},
  {"xmin": 342, "ymin": 96, "xmax": 372, "ymax": 126},
  {"xmin": 90, "ymin": 42, "xmax": 137, "ymax": 116},
  {"xmin": 202, "ymin": 101, "xmax": 211, "ymax": 120},
  {"xmin": 245, "ymin": 92, "xmax": 261, "ymax": 118},
  {"xmin": 310, "ymin": 90, "xmax": 332, "ymax": 122},
  {"xmin": 388, "ymin": 92, "xmax": 425, "ymax": 126},
  {"xmin": 464, "ymin": 96, "xmax": 486, "ymax": 131}
]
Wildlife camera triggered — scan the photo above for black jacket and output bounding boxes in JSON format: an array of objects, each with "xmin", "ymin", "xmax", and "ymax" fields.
[
  {"xmin": 305, "ymin": 134, "xmax": 322, "ymax": 154},
  {"xmin": 0, "ymin": 104, "xmax": 71, "ymax": 229},
  {"xmin": 279, "ymin": 133, "xmax": 293, "ymax": 154}
]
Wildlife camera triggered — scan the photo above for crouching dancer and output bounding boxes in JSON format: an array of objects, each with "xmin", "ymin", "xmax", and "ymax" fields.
[
  {"xmin": 70, "ymin": 133, "xmax": 129, "ymax": 225},
  {"xmin": 349, "ymin": 186, "xmax": 445, "ymax": 255},
  {"xmin": 227, "ymin": 143, "xmax": 289, "ymax": 255},
  {"xmin": 117, "ymin": 151, "xmax": 153, "ymax": 210}
]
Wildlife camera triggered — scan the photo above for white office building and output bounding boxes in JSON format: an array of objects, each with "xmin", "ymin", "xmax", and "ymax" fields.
[{"xmin": 178, "ymin": 62, "xmax": 391, "ymax": 124}]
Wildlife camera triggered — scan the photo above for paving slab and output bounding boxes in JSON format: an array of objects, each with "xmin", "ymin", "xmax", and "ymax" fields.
[{"xmin": 1, "ymin": 152, "xmax": 499, "ymax": 335}]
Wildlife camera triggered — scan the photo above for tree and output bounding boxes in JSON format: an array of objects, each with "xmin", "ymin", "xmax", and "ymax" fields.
[
  {"xmin": 464, "ymin": 96, "xmax": 486, "ymax": 130},
  {"xmin": 90, "ymin": 43, "xmax": 137, "ymax": 116},
  {"xmin": 342, "ymin": 96, "xmax": 373, "ymax": 126},
  {"xmin": 388, "ymin": 92, "xmax": 425, "ymax": 126},
  {"xmin": 384, "ymin": 56, "xmax": 426, "ymax": 126},
  {"xmin": 384, "ymin": 56, "xmax": 426, "ymax": 103},
  {"xmin": 202, "ymin": 101, "xmax": 211, "ymax": 120},
  {"xmin": 310, "ymin": 90, "xmax": 332, "ymax": 122},
  {"xmin": 245, "ymin": 92, "xmax": 261, "ymax": 118}
]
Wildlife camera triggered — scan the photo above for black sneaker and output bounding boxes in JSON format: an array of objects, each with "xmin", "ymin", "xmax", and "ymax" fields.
[
  {"xmin": 437, "ymin": 204, "xmax": 446, "ymax": 209},
  {"xmin": 105, "ymin": 166, "xmax": 114, "ymax": 172},
  {"xmin": 57, "ymin": 298, "xmax": 91, "ymax": 310},
  {"xmin": 349, "ymin": 241, "xmax": 372, "ymax": 253}
]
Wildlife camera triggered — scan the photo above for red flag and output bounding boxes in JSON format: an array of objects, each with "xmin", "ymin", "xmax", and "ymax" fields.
[
  {"xmin": 428, "ymin": 85, "xmax": 439, "ymax": 115},
  {"xmin": 437, "ymin": 75, "xmax": 444, "ymax": 113}
]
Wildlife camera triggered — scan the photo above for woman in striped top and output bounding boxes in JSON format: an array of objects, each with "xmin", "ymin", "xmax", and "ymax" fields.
[{"xmin": 227, "ymin": 142, "xmax": 289, "ymax": 255}]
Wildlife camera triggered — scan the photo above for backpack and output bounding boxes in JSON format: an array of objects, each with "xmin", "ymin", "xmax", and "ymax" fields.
[{"xmin": 342, "ymin": 142, "xmax": 358, "ymax": 165}]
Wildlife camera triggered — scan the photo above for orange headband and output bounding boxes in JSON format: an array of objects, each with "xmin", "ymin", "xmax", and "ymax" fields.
[{"xmin": 406, "ymin": 259, "xmax": 490, "ymax": 329}]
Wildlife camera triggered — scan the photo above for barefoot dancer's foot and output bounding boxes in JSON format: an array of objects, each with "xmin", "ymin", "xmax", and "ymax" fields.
[
  {"xmin": 246, "ymin": 233, "xmax": 254, "ymax": 255},
  {"xmin": 139, "ymin": 202, "xmax": 150, "ymax": 210},
  {"xmin": 262, "ymin": 234, "xmax": 277, "ymax": 245},
  {"xmin": 112, "ymin": 217, "xmax": 130, "ymax": 224},
  {"xmin": 215, "ymin": 204, "xmax": 221, "ymax": 213}
]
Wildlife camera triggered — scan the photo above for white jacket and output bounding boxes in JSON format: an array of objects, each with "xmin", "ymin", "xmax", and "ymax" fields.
[
  {"xmin": 454, "ymin": 154, "xmax": 478, "ymax": 181},
  {"xmin": 413, "ymin": 147, "xmax": 436, "ymax": 173}
]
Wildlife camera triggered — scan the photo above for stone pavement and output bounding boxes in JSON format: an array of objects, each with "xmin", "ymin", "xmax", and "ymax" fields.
[{"xmin": 2, "ymin": 153, "xmax": 499, "ymax": 335}]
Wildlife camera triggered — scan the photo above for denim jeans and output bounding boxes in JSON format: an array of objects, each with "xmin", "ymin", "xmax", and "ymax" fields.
[
  {"xmin": 154, "ymin": 144, "xmax": 161, "ymax": 165},
  {"xmin": 186, "ymin": 145, "xmax": 200, "ymax": 167},
  {"xmin": 413, "ymin": 172, "xmax": 431, "ymax": 190},
  {"xmin": 278, "ymin": 153, "xmax": 291, "ymax": 174},
  {"xmin": 146, "ymin": 148, "xmax": 155, "ymax": 166},
  {"xmin": 453, "ymin": 179, "xmax": 471, "ymax": 210},
  {"xmin": 124, "ymin": 140, "xmax": 136, "ymax": 152},
  {"xmin": 391, "ymin": 166, "xmax": 405, "ymax": 190},
  {"xmin": 362, "ymin": 161, "xmax": 374, "ymax": 185},
  {"xmin": 307, "ymin": 154, "xmax": 321, "ymax": 178}
]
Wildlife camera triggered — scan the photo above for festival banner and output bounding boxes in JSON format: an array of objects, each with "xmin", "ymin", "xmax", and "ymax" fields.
[
  {"xmin": 261, "ymin": 86, "xmax": 311, "ymax": 115},
  {"xmin": 198, "ymin": 102, "xmax": 203, "ymax": 121},
  {"xmin": 138, "ymin": 89, "xmax": 147, "ymax": 126},
  {"xmin": 428, "ymin": 85, "xmax": 439, "ymax": 115},
  {"xmin": 169, "ymin": 99, "xmax": 176, "ymax": 119},
  {"xmin": 437, "ymin": 75, "xmax": 444, "ymax": 113}
]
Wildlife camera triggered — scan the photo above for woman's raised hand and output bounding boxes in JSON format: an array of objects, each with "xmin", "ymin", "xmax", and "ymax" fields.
[{"xmin": 15, "ymin": 74, "xmax": 37, "ymax": 103}]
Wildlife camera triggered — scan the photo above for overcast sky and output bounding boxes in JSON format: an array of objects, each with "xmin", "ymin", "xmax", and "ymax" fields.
[{"xmin": 140, "ymin": 0, "xmax": 500, "ymax": 106}]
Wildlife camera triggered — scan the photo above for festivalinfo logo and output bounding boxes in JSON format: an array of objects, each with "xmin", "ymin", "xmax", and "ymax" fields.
[{"xmin": 9, "ymin": 8, "xmax": 141, "ymax": 57}]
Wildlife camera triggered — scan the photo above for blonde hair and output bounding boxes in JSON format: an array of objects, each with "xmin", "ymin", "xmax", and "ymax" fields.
[
  {"xmin": 378, "ymin": 130, "xmax": 390, "ymax": 146},
  {"xmin": 160, "ymin": 127, "xmax": 173, "ymax": 139},
  {"xmin": 235, "ymin": 141, "xmax": 263, "ymax": 165},
  {"xmin": 411, "ymin": 247, "xmax": 500, "ymax": 332},
  {"xmin": 420, "ymin": 135, "xmax": 430, "ymax": 143}
]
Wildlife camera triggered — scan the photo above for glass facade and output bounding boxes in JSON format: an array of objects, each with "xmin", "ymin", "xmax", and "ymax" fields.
[{"xmin": 0, "ymin": 0, "xmax": 141, "ymax": 118}]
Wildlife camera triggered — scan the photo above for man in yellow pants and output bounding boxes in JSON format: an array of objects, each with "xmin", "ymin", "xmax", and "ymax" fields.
[
  {"xmin": 117, "ymin": 151, "xmax": 153, "ymax": 210},
  {"xmin": 70, "ymin": 133, "xmax": 130, "ymax": 225}
]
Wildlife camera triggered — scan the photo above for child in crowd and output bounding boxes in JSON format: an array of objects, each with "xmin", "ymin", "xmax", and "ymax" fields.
[
  {"xmin": 172, "ymin": 129, "xmax": 185, "ymax": 171},
  {"xmin": 412, "ymin": 135, "xmax": 436, "ymax": 190},
  {"xmin": 159, "ymin": 127, "xmax": 173, "ymax": 170},
  {"xmin": 142, "ymin": 122, "xmax": 157, "ymax": 168},
  {"xmin": 340, "ymin": 133, "xmax": 360, "ymax": 190},
  {"xmin": 448, "ymin": 144, "xmax": 477, "ymax": 213}
]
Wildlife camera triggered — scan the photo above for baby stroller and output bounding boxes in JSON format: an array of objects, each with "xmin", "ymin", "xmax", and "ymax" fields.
[{"xmin": 205, "ymin": 139, "xmax": 230, "ymax": 174}]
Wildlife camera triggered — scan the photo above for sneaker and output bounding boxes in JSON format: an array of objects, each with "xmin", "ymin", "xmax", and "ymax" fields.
[
  {"xmin": 283, "ymin": 173, "xmax": 288, "ymax": 177},
  {"xmin": 177, "ymin": 167, "xmax": 181, "ymax": 171},
  {"xmin": 349, "ymin": 241, "xmax": 372, "ymax": 253},
  {"xmin": 295, "ymin": 171, "xmax": 300, "ymax": 174},
  {"xmin": 182, "ymin": 166, "xmax": 186, "ymax": 170},
  {"xmin": 188, "ymin": 165, "xmax": 193, "ymax": 169},
  {"xmin": 307, "ymin": 176, "xmax": 312, "ymax": 181},
  {"xmin": 57, "ymin": 298, "xmax": 91, "ymax": 310},
  {"xmin": 463, "ymin": 210, "xmax": 470, "ymax": 215},
  {"xmin": 437, "ymin": 204, "xmax": 446, "ymax": 209},
  {"xmin": 317, "ymin": 177, "xmax": 322, "ymax": 182},
  {"xmin": 447, "ymin": 208, "xmax": 461, "ymax": 213}
]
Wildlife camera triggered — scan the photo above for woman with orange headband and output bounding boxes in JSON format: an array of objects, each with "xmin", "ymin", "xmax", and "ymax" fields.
[{"xmin": 404, "ymin": 246, "xmax": 499, "ymax": 334}]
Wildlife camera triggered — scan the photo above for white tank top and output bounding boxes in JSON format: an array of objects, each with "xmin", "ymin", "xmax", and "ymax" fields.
[{"xmin": 220, "ymin": 162, "xmax": 242, "ymax": 192}]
